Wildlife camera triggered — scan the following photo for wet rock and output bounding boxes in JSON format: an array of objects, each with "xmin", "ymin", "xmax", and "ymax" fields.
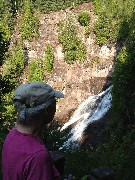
[
  {"xmin": 80, "ymin": 109, "xmax": 112, "ymax": 149},
  {"xmin": 87, "ymin": 166, "xmax": 115, "ymax": 180},
  {"xmin": 49, "ymin": 150, "xmax": 65, "ymax": 176}
]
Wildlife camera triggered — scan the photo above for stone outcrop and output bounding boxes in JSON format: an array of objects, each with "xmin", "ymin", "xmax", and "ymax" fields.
[{"xmin": 12, "ymin": 2, "xmax": 116, "ymax": 123}]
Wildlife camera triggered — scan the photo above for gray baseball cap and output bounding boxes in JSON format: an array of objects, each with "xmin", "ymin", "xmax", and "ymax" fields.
[{"xmin": 13, "ymin": 82, "xmax": 64, "ymax": 108}]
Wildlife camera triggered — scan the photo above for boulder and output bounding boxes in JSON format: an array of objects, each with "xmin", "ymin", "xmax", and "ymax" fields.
[
  {"xmin": 49, "ymin": 150, "xmax": 65, "ymax": 176},
  {"xmin": 87, "ymin": 166, "xmax": 115, "ymax": 180}
]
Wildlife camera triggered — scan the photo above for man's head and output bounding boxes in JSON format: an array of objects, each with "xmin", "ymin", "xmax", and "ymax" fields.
[{"xmin": 13, "ymin": 82, "xmax": 64, "ymax": 127}]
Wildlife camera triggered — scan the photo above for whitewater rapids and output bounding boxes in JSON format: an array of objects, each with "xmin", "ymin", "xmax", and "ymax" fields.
[{"xmin": 60, "ymin": 86, "xmax": 112, "ymax": 149}]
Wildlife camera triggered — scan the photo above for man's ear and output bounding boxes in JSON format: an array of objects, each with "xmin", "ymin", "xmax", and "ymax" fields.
[
  {"xmin": 45, "ymin": 105, "xmax": 50, "ymax": 114},
  {"xmin": 41, "ymin": 107, "xmax": 48, "ymax": 117}
]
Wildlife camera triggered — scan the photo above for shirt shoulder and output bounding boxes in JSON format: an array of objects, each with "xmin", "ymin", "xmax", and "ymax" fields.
[
  {"xmin": 4, "ymin": 128, "xmax": 45, "ymax": 153},
  {"xmin": 27, "ymin": 149, "xmax": 50, "ymax": 164}
]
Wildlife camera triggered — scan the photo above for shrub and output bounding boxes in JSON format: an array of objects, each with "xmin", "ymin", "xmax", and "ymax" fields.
[
  {"xmin": 58, "ymin": 15, "xmax": 86, "ymax": 64},
  {"xmin": 20, "ymin": 0, "xmax": 39, "ymax": 41},
  {"xmin": 1, "ymin": 40, "xmax": 26, "ymax": 157},
  {"xmin": 33, "ymin": 0, "xmax": 93, "ymax": 13},
  {"xmin": 76, "ymin": 41, "xmax": 86, "ymax": 62},
  {"xmin": 78, "ymin": 11, "xmax": 90, "ymax": 26},
  {"xmin": 0, "ymin": 0, "xmax": 14, "ymax": 65},
  {"xmin": 84, "ymin": 26, "xmax": 90, "ymax": 38},
  {"xmin": 94, "ymin": 16, "xmax": 111, "ymax": 45},
  {"xmin": 41, "ymin": 120, "xmax": 68, "ymax": 151},
  {"xmin": 64, "ymin": 50, "xmax": 76, "ymax": 64},
  {"xmin": 28, "ymin": 59, "xmax": 44, "ymax": 81},
  {"xmin": 44, "ymin": 43, "xmax": 54, "ymax": 73},
  {"xmin": 2, "ymin": 40, "xmax": 25, "ymax": 84}
]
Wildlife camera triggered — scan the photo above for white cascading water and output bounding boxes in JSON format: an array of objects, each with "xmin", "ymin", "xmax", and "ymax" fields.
[{"xmin": 60, "ymin": 86, "xmax": 112, "ymax": 149}]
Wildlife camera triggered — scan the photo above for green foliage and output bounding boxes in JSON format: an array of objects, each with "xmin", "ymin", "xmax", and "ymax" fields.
[
  {"xmin": 13, "ymin": 0, "xmax": 24, "ymax": 13},
  {"xmin": 93, "ymin": 0, "xmax": 134, "ymax": 45},
  {"xmin": 41, "ymin": 120, "xmax": 68, "ymax": 151},
  {"xmin": 1, "ymin": 40, "xmax": 25, "ymax": 154},
  {"xmin": 0, "ymin": 21, "xmax": 11, "ymax": 42},
  {"xmin": 64, "ymin": 50, "xmax": 76, "ymax": 64},
  {"xmin": 78, "ymin": 11, "xmax": 90, "ymax": 26},
  {"xmin": 81, "ymin": 175, "xmax": 87, "ymax": 180},
  {"xmin": 84, "ymin": 26, "xmax": 90, "ymax": 38},
  {"xmin": 111, "ymin": 31, "xmax": 135, "ymax": 136},
  {"xmin": 1, "ymin": 40, "xmax": 25, "ymax": 134},
  {"xmin": 0, "ymin": 0, "xmax": 14, "ymax": 65},
  {"xmin": 111, "ymin": 11, "xmax": 135, "ymax": 133},
  {"xmin": 44, "ymin": 43, "xmax": 54, "ymax": 73},
  {"xmin": 58, "ymin": 15, "xmax": 86, "ymax": 64},
  {"xmin": 64, "ymin": 130, "xmax": 135, "ymax": 179},
  {"xmin": 64, "ymin": 148, "xmax": 96, "ymax": 178},
  {"xmin": 94, "ymin": 16, "xmax": 113, "ymax": 45},
  {"xmin": 99, "ymin": 130, "xmax": 135, "ymax": 180},
  {"xmin": 107, "ymin": 10, "xmax": 135, "ymax": 179},
  {"xmin": 33, "ymin": 0, "xmax": 91, "ymax": 13},
  {"xmin": 76, "ymin": 42, "xmax": 87, "ymax": 62},
  {"xmin": 20, "ymin": 0, "xmax": 39, "ymax": 41},
  {"xmin": 28, "ymin": 59, "xmax": 44, "ymax": 81},
  {"xmin": 0, "ymin": 0, "xmax": 14, "ymax": 33},
  {"xmin": 2, "ymin": 41, "xmax": 25, "ymax": 82},
  {"xmin": 1, "ymin": 92, "xmax": 16, "ymax": 130}
]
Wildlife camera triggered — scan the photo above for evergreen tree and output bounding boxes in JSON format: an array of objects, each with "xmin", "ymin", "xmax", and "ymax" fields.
[
  {"xmin": 20, "ymin": 0, "xmax": 39, "ymax": 41},
  {"xmin": 28, "ymin": 60, "xmax": 44, "ymax": 81},
  {"xmin": 44, "ymin": 44, "xmax": 54, "ymax": 73},
  {"xmin": 0, "ymin": 0, "xmax": 14, "ymax": 65}
]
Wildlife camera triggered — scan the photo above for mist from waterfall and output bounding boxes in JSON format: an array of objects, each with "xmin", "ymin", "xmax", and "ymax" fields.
[{"xmin": 60, "ymin": 86, "xmax": 112, "ymax": 149}]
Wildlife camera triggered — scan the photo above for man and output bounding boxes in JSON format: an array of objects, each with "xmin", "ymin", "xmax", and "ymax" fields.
[{"xmin": 2, "ymin": 82, "xmax": 64, "ymax": 180}]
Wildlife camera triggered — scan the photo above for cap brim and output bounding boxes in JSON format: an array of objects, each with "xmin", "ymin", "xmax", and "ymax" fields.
[{"xmin": 54, "ymin": 90, "xmax": 64, "ymax": 98}]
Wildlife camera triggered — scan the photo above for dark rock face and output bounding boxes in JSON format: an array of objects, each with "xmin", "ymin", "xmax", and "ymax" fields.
[
  {"xmin": 87, "ymin": 166, "xmax": 115, "ymax": 180},
  {"xmin": 102, "ymin": 76, "xmax": 112, "ymax": 91},
  {"xmin": 49, "ymin": 150, "xmax": 65, "ymax": 176},
  {"xmin": 80, "ymin": 109, "xmax": 112, "ymax": 149}
]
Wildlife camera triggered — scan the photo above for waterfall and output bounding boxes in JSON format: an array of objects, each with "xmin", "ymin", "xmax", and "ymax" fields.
[{"xmin": 60, "ymin": 86, "xmax": 112, "ymax": 150}]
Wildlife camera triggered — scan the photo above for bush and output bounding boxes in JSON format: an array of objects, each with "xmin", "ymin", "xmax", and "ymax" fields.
[
  {"xmin": 84, "ymin": 26, "xmax": 90, "ymax": 38},
  {"xmin": 28, "ymin": 59, "xmax": 44, "ymax": 81},
  {"xmin": 0, "ymin": 0, "xmax": 14, "ymax": 65},
  {"xmin": 44, "ymin": 44, "xmax": 54, "ymax": 73},
  {"xmin": 58, "ymin": 15, "xmax": 86, "ymax": 64},
  {"xmin": 41, "ymin": 120, "xmax": 68, "ymax": 151},
  {"xmin": 20, "ymin": 0, "xmax": 39, "ymax": 41},
  {"xmin": 94, "ymin": 16, "xmax": 111, "ymax": 45},
  {"xmin": 2, "ymin": 40, "xmax": 25, "ymax": 85},
  {"xmin": 64, "ymin": 50, "xmax": 76, "ymax": 64},
  {"xmin": 1, "ymin": 40, "xmax": 26, "ymax": 157},
  {"xmin": 33, "ymin": 0, "xmax": 93, "ymax": 13},
  {"xmin": 78, "ymin": 11, "xmax": 90, "ymax": 26},
  {"xmin": 64, "ymin": 129, "xmax": 135, "ymax": 179}
]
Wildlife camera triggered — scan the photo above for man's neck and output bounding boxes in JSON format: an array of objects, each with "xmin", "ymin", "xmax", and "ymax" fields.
[{"xmin": 16, "ymin": 124, "xmax": 39, "ymax": 137}]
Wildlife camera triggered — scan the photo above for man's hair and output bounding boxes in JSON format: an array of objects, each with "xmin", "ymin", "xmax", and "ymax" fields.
[{"xmin": 15, "ymin": 98, "xmax": 56, "ymax": 126}]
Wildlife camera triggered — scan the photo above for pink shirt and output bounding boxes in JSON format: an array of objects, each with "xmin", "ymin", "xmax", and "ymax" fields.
[{"xmin": 2, "ymin": 128, "xmax": 61, "ymax": 180}]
